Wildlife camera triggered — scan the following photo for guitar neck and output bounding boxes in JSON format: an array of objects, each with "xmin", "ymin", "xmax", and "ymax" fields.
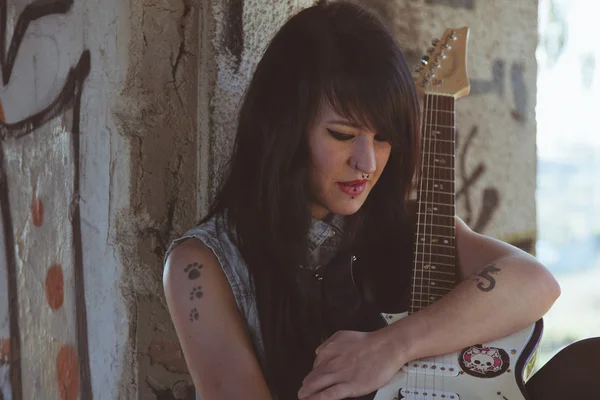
[{"xmin": 410, "ymin": 94, "xmax": 457, "ymax": 314}]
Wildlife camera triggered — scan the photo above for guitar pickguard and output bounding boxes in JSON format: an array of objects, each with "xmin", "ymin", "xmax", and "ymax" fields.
[{"xmin": 375, "ymin": 312, "xmax": 543, "ymax": 400}]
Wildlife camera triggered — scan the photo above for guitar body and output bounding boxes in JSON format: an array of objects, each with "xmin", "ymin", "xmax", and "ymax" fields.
[{"xmin": 374, "ymin": 312, "xmax": 543, "ymax": 400}]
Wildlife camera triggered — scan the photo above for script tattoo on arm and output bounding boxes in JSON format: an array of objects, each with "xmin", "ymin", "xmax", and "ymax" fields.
[
  {"xmin": 473, "ymin": 264, "xmax": 501, "ymax": 292},
  {"xmin": 184, "ymin": 262, "xmax": 205, "ymax": 322}
]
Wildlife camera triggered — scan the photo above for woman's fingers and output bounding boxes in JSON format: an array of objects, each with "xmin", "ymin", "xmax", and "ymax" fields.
[
  {"xmin": 301, "ymin": 383, "xmax": 353, "ymax": 400},
  {"xmin": 298, "ymin": 372, "xmax": 339, "ymax": 399}
]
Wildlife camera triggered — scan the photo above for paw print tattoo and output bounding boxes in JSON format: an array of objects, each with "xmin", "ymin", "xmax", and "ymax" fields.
[
  {"xmin": 189, "ymin": 286, "xmax": 203, "ymax": 300},
  {"xmin": 189, "ymin": 308, "xmax": 199, "ymax": 322},
  {"xmin": 184, "ymin": 262, "xmax": 204, "ymax": 280}
]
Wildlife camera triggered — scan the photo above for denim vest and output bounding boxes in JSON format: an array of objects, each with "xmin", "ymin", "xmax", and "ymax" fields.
[{"xmin": 164, "ymin": 212, "xmax": 346, "ymax": 397}]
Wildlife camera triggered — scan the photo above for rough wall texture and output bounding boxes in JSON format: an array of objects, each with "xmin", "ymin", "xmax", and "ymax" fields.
[
  {"xmin": 360, "ymin": 0, "xmax": 539, "ymax": 250},
  {"xmin": 0, "ymin": 0, "xmax": 538, "ymax": 399}
]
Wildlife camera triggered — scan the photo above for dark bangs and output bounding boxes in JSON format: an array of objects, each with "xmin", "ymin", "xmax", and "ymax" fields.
[
  {"xmin": 316, "ymin": 2, "xmax": 420, "ymax": 153},
  {"xmin": 312, "ymin": 2, "xmax": 422, "ymax": 214}
]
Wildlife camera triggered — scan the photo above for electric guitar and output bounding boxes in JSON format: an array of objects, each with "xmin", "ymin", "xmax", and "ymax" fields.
[{"xmin": 322, "ymin": 27, "xmax": 544, "ymax": 400}]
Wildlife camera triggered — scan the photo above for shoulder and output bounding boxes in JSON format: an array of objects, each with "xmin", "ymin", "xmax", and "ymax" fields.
[
  {"xmin": 163, "ymin": 237, "xmax": 230, "ymax": 307},
  {"xmin": 163, "ymin": 212, "xmax": 254, "ymax": 315}
]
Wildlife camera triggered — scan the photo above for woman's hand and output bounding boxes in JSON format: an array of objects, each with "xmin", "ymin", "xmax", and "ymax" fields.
[{"xmin": 297, "ymin": 329, "xmax": 408, "ymax": 400}]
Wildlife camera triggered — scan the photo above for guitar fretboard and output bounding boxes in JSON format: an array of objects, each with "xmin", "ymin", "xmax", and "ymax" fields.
[{"xmin": 410, "ymin": 94, "xmax": 457, "ymax": 314}]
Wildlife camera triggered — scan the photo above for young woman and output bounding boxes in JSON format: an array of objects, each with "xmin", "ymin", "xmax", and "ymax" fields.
[{"xmin": 163, "ymin": 2, "xmax": 560, "ymax": 399}]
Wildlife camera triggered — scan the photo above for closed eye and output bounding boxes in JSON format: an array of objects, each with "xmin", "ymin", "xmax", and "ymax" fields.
[
  {"xmin": 327, "ymin": 128, "xmax": 354, "ymax": 141},
  {"xmin": 374, "ymin": 134, "xmax": 390, "ymax": 143}
]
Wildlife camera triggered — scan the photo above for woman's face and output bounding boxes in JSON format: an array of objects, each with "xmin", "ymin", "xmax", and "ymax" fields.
[{"xmin": 308, "ymin": 102, "xmax": 392, "ymax": 219}]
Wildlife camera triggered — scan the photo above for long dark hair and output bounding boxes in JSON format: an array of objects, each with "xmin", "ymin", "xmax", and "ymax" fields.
[{"xmin": 203, "ymin": 1, "xmax": 421, "ymax": 397}]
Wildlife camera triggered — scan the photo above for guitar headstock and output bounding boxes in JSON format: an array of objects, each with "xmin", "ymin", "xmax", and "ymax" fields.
[{"xmin": 414, "ymin": 27, "xmax": 470, "ymax": 99}]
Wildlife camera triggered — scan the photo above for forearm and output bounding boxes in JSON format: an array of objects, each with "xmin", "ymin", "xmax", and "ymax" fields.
[{"xmin": 382, "ymin": 255, "xmax": 560, "ymax": 361}]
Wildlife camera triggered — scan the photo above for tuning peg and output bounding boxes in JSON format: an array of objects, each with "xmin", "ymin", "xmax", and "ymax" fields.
[
  {"xmin": 443, "ymin": 43, "xmax": 452, "ymax": 50},
  {"xmin": 420, "ymin": 55, "xmax": 430, "ymax": 65},
  {"xmin": 432, "ymin": 38, "xmax": 440, "ymax": 46},
  {"xmin": 449, "ymin": 31, "xmax": 457, "ymax": 40},
  {"xmin": 414, "ymin": 64, "xmax": 424, "ymax": 73},
  {"xmin": 426, "ymin": 47, "xmax": 435, "ymax": 55}
]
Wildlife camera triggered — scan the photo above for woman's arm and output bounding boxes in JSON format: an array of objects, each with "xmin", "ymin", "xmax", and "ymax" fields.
[
  {"xmin": 163, "ymin": 239, "xmax": 273, "ymax": 400},
  {"xmin": 382, "ymin": 216, "xmax": 561, "ymax": 362},
  {"xmin": 298, "ymin": 216, "xmax": 560, "ymax": 400}
]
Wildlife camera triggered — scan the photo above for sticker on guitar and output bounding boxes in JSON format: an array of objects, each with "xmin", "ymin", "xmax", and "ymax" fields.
[{"xmin": 459, "ymin": 344, "xmax": 510, "ymax": 378}]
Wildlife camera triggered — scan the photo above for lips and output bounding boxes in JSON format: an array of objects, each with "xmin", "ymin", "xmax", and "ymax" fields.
[{"xmin": 337, "ymin": 179, "xmax": 368, "ymax": 196}]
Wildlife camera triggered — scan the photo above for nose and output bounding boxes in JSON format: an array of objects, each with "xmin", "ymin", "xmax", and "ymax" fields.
[{"xmin": 350, "ymin": 137, "xmax": 376, "ymax": 174}]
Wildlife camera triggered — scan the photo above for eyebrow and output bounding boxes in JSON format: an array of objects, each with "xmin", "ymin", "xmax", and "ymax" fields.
[{"xmin": 326, "ymin": 119, "xmax": 363, "ymax": 128}]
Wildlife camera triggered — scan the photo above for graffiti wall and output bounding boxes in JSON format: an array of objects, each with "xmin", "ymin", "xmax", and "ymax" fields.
[
  {"xmin": 0, "ymin": 0, "xmax": 539, "ymax": 399},
  {"xmin": 0, "ymin": 1, "xmax": 92, "ymax": 398}
]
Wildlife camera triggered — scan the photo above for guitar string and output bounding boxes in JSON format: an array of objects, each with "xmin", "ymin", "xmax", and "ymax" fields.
[
  {"xmin": 421, "ymin": 88, "xmax": 436, "ymax": 397},
  {"xmin": 434, "ymin": 89, "xmax": 441, "ymax": 397},
  {"xmin": 410, "ymin": 79, "xmax": 431, "ymax": 398},
  {"xmin": 429, "ymin": 86, "xmax": 442, "ymax": 398}
]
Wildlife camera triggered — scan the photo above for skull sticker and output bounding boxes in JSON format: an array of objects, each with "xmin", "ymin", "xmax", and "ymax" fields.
[{"xmin": 459, "ymin": 344, "xmax": 510, "ymax": 378}]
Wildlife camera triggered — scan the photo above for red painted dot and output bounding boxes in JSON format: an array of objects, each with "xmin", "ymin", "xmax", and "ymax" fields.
[
  {"xmin": 56, "ymin": 345, "xmax": 79, "ymax": 400},
  {"xmin": 31, "ymin": 198, "xmax": 44, "ymax": 227},
  {"xmin": 0, "ymin": 98, "xmax": 5, "ymax": 123},
  {"xmin": 45, "ymin": 264, "xmax": 64, "ymax": 310},
  {"xmin": 0, "ymin": 338, "xmax": 9, "ymax": 365}
]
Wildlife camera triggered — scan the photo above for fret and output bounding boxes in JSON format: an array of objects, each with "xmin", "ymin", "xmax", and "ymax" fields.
[
  {"xmin": 415, "ymin": 232, "xmax": 456, "ymax": 239},
  {"xmin": 415, "ymin": 222, "xmax": 456, "ymax": 230},
  {"xmin": 415, "ymin": 270, "xmax": 454, "ymax": 278},
  {"xmin": 424, "ymin": 183, "xmax": 454, "ymax": 192},
  {"xmin": 411, "ymin": 290, "xmax": 453, "ymax": 296},
  {"xmin": 426, "ymin": 124, "xmax": 455, "ymax": 129},
  {"xmin": 412, "ymin": 295, "xmax": 443, "ymax": 302},
  {"xmin": 416, "ymin": 208, "xmax": 455, "ymax": 217},
  {"xmin": 418, "ymin": 191, "xmax": 454, "ymax": 199},
  {"xmin": 411, "ymin": 282, "xmax": 455, "ymax": 289},
  {"xmin": 421, "ymin": 157, "xmax": 454, "ymax": 168},
  {"xmin": 416, "ymin": 201, "xmax": 456, "ymax": 208},
  {"xmin": 424, "ymin": 116, "xmax": 453, "ymax": 126},
  {"xmin": 415, "ymin": 215, "xmax": 455, "ymax": 228},
  {"xmin": 410, "ymin": 299, "xmax": 435, "ymax": 304},
  {"xmin": 426, "ymin": 138, "xmax": 455, "ymax": 144},
  {"xmin": 415, "ymin": 260, "xmax": 455, "ymax": 268},
  {"xmin": 416, "ymin": 253, "xmax": 455, "ymax": 259},
  {"xmin": 417, "ymin": 212, "xmax": 455, "ymax": 218},
  {"xmin": 416, "ymin": 201, "xmax": 455, "ymax": 208},
  {"xmin": 416, "ymin": 277, "xmax": 456, "ymax": 284},
  {"xmin": 416, "ymin": 233, "xmax": 455, "ymax": 240},
  {"xmin": 414, "ymin": 270, "xmax": 456, "ymax": 278},
  {"xmin": 421, "ymin": 177, "xmax": 454, "ymax": 183},
  {"xmin": 423, "ymin": 109, "xmax": 453, "ymax": 113},
  {"xmin": 420, "ymin": 173, "xmax": 455, "ymax": 182},
  {"xmin": 422, "ymin": 151, "xmax": 455, "ymax": 157},
  {"xmin": 415, "ymin": 251, "xmax": 455, "ymax": 260},
  {"xmin": 416, "ymin": 242, "xmax": 455, "ymax": 250}
]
